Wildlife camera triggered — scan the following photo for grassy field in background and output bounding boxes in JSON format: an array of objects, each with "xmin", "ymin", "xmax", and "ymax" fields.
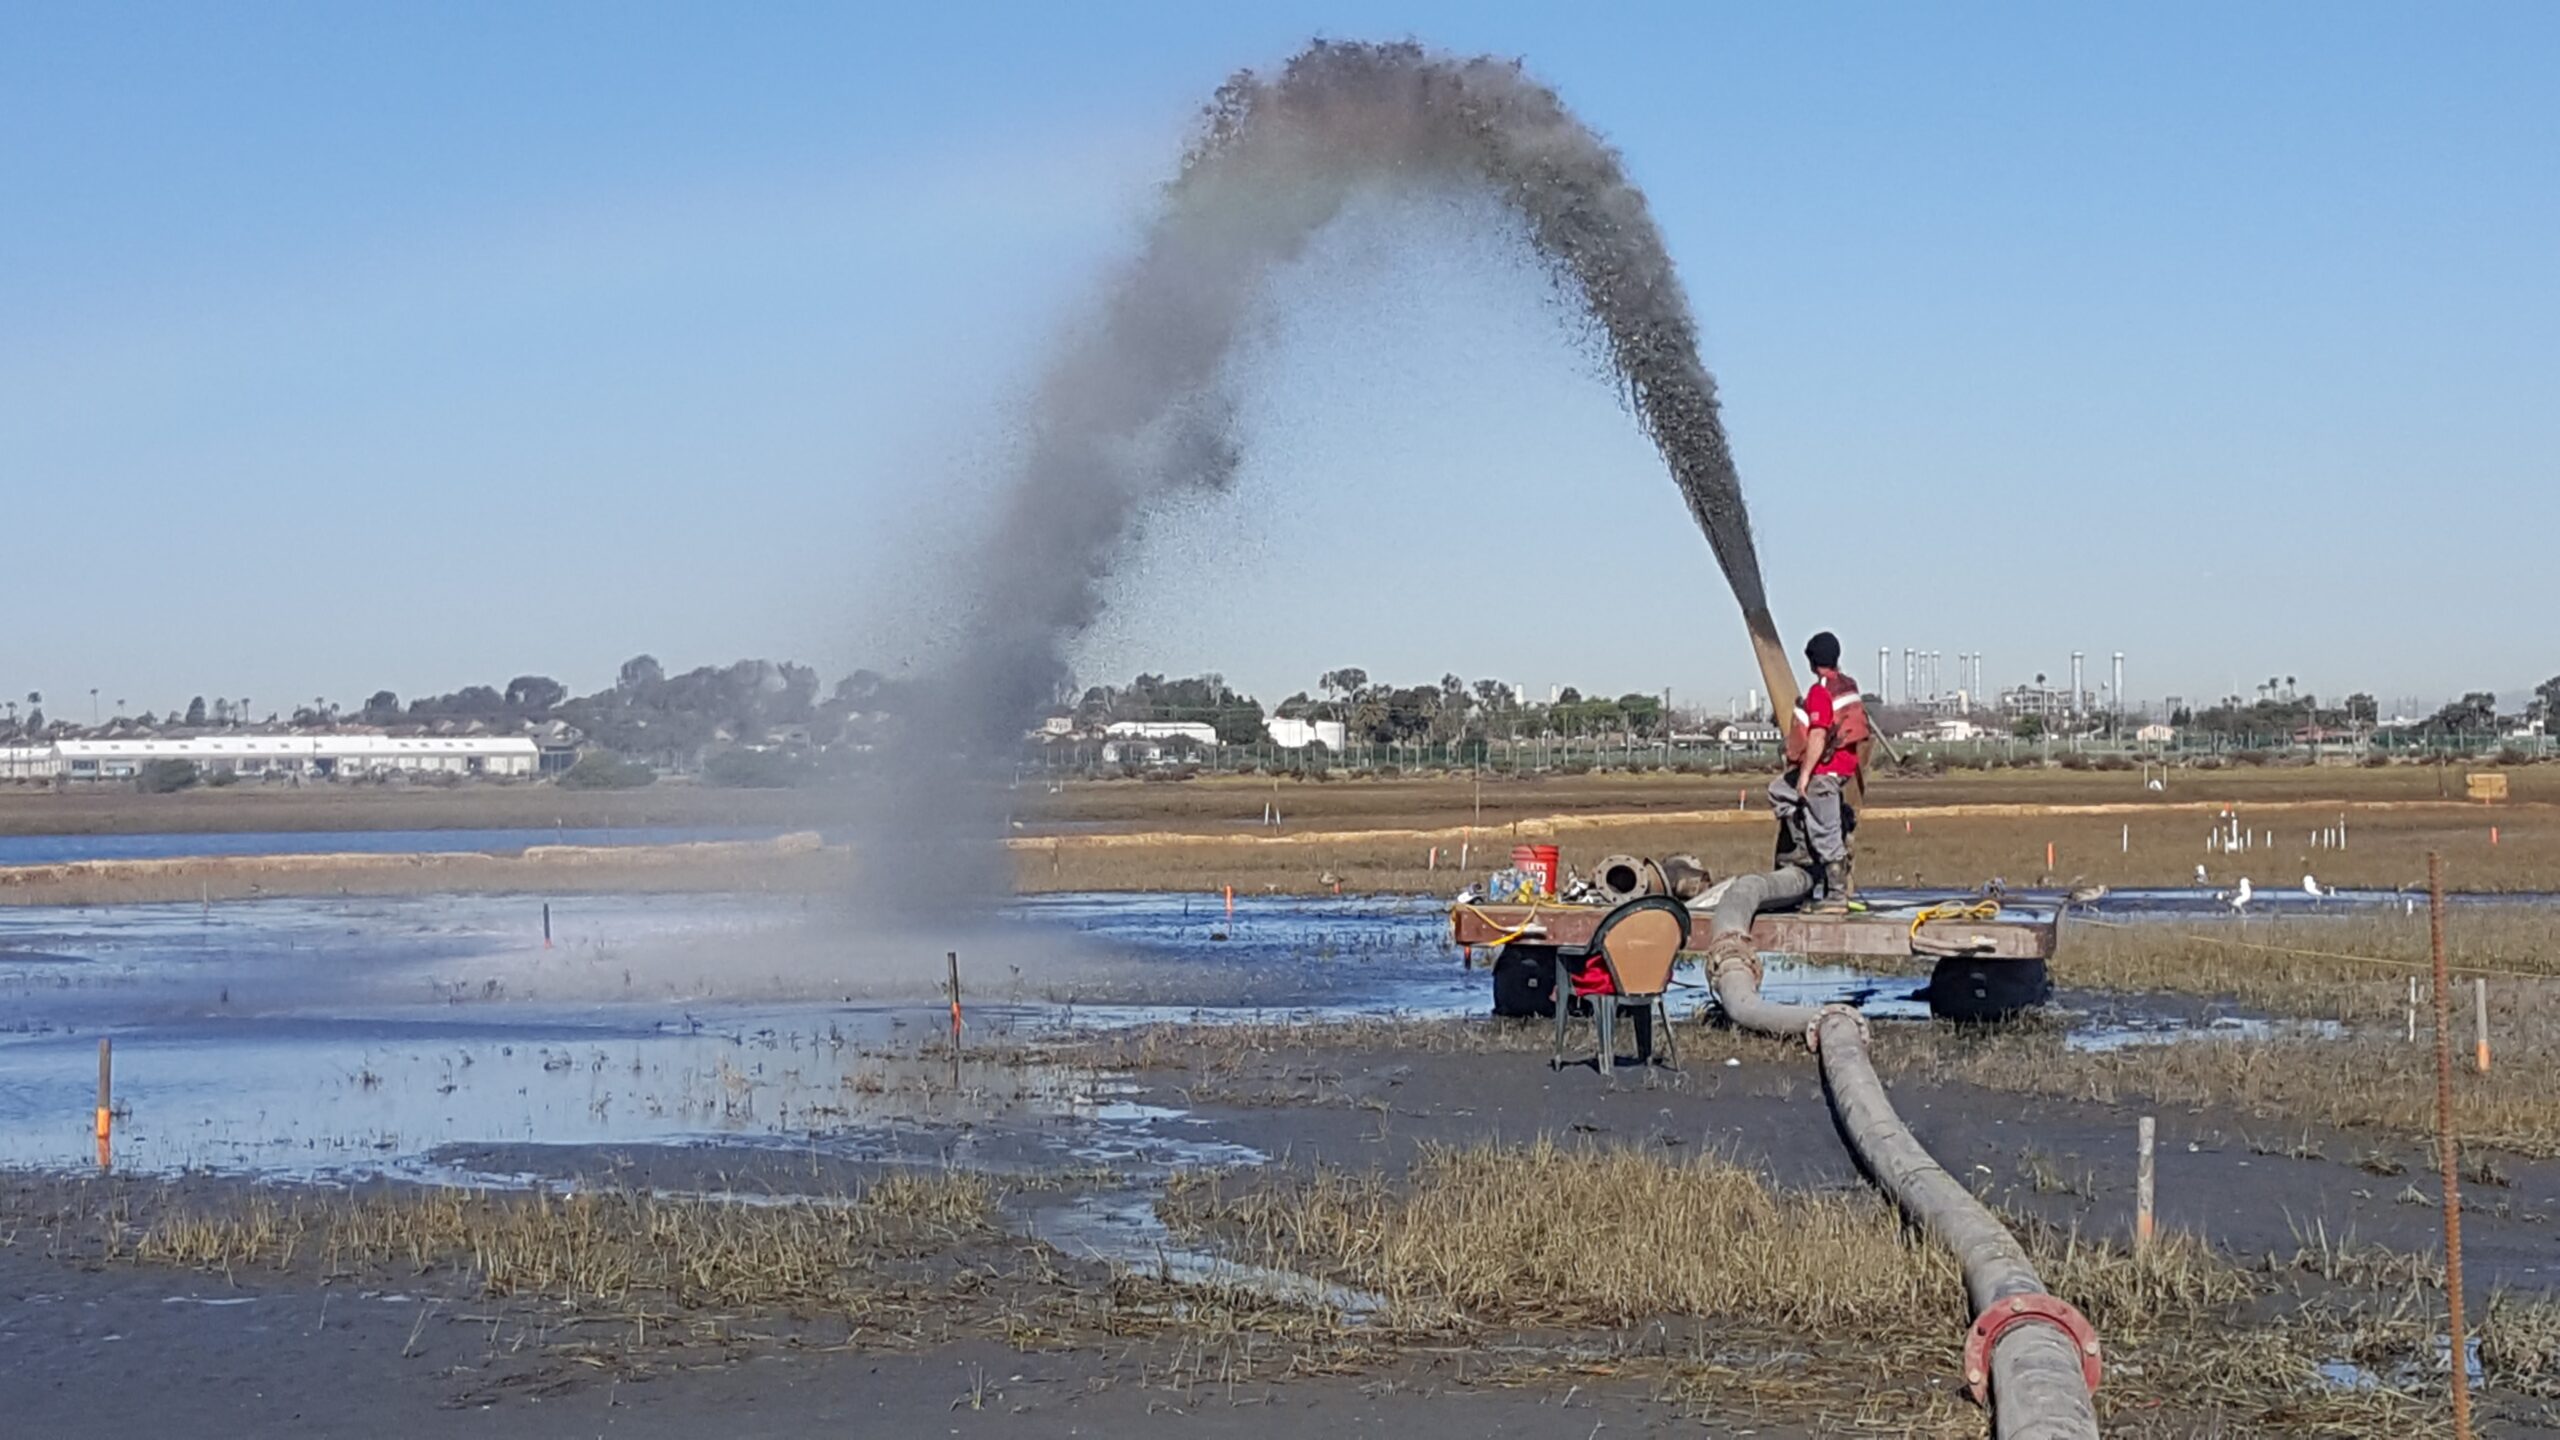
[
  {"xmin": 1016, "ymin": 777, "xmax": 2557, "ymax": 894},
  {"xmin": 0, "ymin": 761, "xmax": 2551, "ymax": 900},
  {"xmin": 0, "ymin": 759, "xmax": 2546, "ymax": 839},
  {"xmin": 1017, "ymin": 759, "xmax": 2560, "ymax": 833}
]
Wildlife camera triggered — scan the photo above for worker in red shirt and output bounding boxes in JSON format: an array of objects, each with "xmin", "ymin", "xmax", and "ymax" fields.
[{"xmin": 1769, "ymin": 630, "xmax": 1870, "ymax": 910}]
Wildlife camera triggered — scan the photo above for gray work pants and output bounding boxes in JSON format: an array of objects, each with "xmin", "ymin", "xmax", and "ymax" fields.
[{"xmin": 1768, "ymin": 773, "xmax": 1849, "ymax": 864}]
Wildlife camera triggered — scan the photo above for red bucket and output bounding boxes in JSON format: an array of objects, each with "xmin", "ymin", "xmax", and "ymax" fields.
[{"xmin": 1512, "ymin": 843, "xmax": 1561, "ymax": 896}]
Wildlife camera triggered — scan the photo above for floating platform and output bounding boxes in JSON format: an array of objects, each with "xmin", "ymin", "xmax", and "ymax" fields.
[
  {"xmin": 1449, "ymin": 895, "xmax": 2059, "ymax": 961},
  {"xmin": 1455, "ymin": 893, "xmax": 2060, "ymax": 1021}
]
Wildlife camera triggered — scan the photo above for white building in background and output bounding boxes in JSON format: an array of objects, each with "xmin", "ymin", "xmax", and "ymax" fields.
[
  {"xmin": 51, "ymin": 735, "xmax": 539, "ymax": 781},
  {"xmin": 1263, "ymin": 717, "xmax": 1346, "ymax": 750},
  {"xmin": 1719, "ymin": 721, "xmax": 1781, "ymax": 749},
  {"xmin": 0, "ymin": 746, "xmax": 60, "ymax": 780},
  {"xmin": 1904, "ymin": 717, "xmax": 1984, "ymax": 743},
  {"xmin": 2135, "ymin": 722, "xmax": 2178, "ymax": 747},
  {"xmin": 1998, "ymin": 684, "xmax": 2095, "ymax": 721},
  {"xmin": 1101, "ymin": 720, "xmax": 1219, "ymax": 747}
]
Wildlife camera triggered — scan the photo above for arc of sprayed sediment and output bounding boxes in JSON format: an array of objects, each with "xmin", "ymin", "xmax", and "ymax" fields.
[{"xmin": 873, "ymin": 40, "xmax": 1788, "ymax": 899}]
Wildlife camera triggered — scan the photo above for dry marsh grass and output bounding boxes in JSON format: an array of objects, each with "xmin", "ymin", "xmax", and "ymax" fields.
[
  {"xmin": 1016, "ymin": 802, "xmax": 2560, "ymax": 897},
  {"xmin": 118, "ymin": 1172, "xmax": 994, "ymax": 1313},
  {"xmin": 1013, "ymin": 765, "xmax": 2560, "ymax": 833},
  {"xmin": 2062, "ymin": 909, "xmax": 2560, "ymax": 1016},
  {"xmin": 1888, "ymin": 1018, "xmax": 2560, "ymax": 1161},
  {"xmin": 5, "ymin": 764, "xmax": 2547, "ymax": 903},
  {"xmin": 1161, "ymin": 1140, "xmax": 2557, "ymax": 1432},
  {"xmin": 10, "ymin": 1128, "xmax": 2557, "ymax": 1432},
  {"xmin": 1164, "ymin": 1139, "xmax": 1963, "ymax": 1334},
  {"xmin": 1898, "ymin": 909, "xmax": 2560, "ymax": 1157},
  {"xmin": 1013, "ymin": 762, "xmax": 2560, "ymax": 896}
]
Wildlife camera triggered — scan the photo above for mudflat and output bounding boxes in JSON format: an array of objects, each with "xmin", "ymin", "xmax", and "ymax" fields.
[{"xmin": 6, "ymin": 1016, "xmax": 2555, "ymax": 1436}]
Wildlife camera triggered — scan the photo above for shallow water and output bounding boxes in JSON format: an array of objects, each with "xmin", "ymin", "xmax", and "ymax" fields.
[
  {"xmin": 1, "ymin": 884, "xmax": 2516, "ymax": 1183},
  {"xmin": 0, "ymin": 890, "xmax": 1477, "ymax": 1179},
  {"xmin": 2067, "ymin": 1014, "xmax": 2348, "ymax": 1053},
  {"xmin": 0, "ymin": 825, "xmax": 794, "ymax": 865},
  {"xmin": 1016, "ymin": 1185, "xmax": 1384, "ymax": 1320}
]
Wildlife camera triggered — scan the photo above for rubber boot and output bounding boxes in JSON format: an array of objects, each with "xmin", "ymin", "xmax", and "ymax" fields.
[
  {"xmin": 1773, "ymin": 818, "xmax": 1814, "ymax": 871},
  {"xmin": 1814, "ymin": 859, "xmax": 1855, "ymax": 914}
]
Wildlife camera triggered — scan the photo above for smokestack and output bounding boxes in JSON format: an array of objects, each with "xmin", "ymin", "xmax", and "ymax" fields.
[
  {"xmin": 2113, "ymin": 652, "xmax": 2125, "ymax": 715},
  {"xmin": 1904, "ymin": 648, "xmax": 1915, "ymax": 705},
  {"xmin": 1879, "ymin": 646, "xmax": 1890, "ymax": 705},
  {"xmin": 2070, "ymin": 652, "xmax": 2085, "ymax": 719}
]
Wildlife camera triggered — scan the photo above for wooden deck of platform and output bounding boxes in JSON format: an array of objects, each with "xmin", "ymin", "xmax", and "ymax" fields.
[{"xmin": 1449, "ymin": 898, "xmax": 2059, "ymax": 961}]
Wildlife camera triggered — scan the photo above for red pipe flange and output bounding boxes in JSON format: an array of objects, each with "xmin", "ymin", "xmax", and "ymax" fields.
[{"xmin": 1961, "ymin": 1292, "xmax": 2102, "ymax": 1405}]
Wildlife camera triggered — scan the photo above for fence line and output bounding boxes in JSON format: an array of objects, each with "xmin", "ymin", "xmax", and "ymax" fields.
[{"xmin": 1019, "ymin": 731, "xmax": 2552, "ymax": 780}]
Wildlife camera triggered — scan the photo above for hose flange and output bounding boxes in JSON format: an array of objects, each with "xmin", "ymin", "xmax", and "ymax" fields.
[
  {"xmin": 1703, "ymin": 934, "xmax": 1762, "ymax": 986},
  {"xmin": 1961, "ymin": 1292, "xmax": 2103, "ymax": 1406},
  {"xmin": 1806, "ymin": 1002, "xmax": 1868, "ymax": 1054}
]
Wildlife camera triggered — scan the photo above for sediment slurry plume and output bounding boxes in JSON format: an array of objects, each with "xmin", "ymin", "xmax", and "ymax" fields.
[{"xmin": 868, "ymin": 39, "xmax": 1777, "ymax": 902}]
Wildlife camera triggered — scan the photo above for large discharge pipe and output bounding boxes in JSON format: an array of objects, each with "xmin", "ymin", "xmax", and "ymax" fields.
[{"xmin": 1705, "ymin": 871, "xmax": 2102, "ymax": 1439}]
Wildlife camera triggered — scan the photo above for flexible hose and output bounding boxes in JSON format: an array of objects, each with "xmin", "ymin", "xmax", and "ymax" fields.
[
  {"xmin": 1705, "ymin": 870, "xmax": 2101, "ymax": 1439},
  {"xmin": 1701, "ymin": 866, "xmax": 1822, "ymax": 1033}
]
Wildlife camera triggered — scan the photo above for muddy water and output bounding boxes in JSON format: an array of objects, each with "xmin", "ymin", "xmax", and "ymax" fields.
[
  {"xmin": 0, "ymin": 890, "xmax": 1471, "ymax": 1179},
  {"xmin": 0, "ymin": 1008, "xmax": 1197, "ymax": 1179},
  {"xmin": 0, "ymin": 825, "xmax": 791, "ymax": 865},
  {"xmin": 1, "ymin": 885, "xmax": 2500, "ymax": 1182}
]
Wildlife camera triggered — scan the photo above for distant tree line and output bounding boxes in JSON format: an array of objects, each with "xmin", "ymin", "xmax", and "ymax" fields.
[
  {"xmin": 2168, "ymin": 674, "xmax": 2558, "ymax": 739},
  {"xmin": 1070, "ymin": 673, "xmax": 1267, "ymax": 745},
  {"xmin": 1081, "ymin": 666, "xmax": 1672, "ymax": 747},
  {"xmin": 6, "ymin": 658, "xmax": 2552, "ymax": 775}
]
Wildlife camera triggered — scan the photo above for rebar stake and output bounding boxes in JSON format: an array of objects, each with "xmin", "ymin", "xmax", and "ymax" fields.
[
  {"xmin": 2135, "ymin": 1116, "xmax": 2155, "ymax": 1254},
  {"xmin": 2428, "ymin": 854, "xmax": 2472, "ymax": 1440},
  {"xmin": 95, "ymin": 1037, "xmax": 112, "ymax": 1171}
]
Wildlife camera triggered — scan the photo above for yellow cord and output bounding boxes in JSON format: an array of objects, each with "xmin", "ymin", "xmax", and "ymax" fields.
[
  {"xmin": 1908, "ymin": 899, "xmax": 2002, "ymax": 939},
  {"xmin": 1452, "ymin": 899, "xmax": 1554, "ymax": 948}
]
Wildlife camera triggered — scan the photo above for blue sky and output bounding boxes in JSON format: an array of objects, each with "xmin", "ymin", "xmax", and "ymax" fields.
[{"xmin": 5, "ymin": 2, "xmax": 2552, "ymax": 723}]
